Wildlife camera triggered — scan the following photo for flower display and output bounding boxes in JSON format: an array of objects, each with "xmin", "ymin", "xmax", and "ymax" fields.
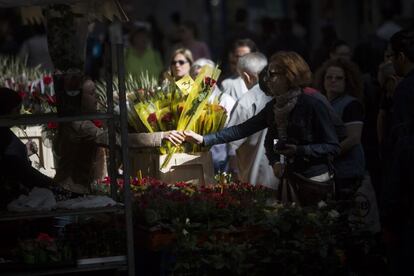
[
  {"xmin": 18, "ymin": 232, "xmax": 72, "ymax": 265},
  {"xmin": 93, "ymin": 176, "xmax": 381, "ymax": 275},
  {"xmin": 96, "ymin": 68, "xmax": 227, "ymax": 165},
  {"xmin": 0, "ymin": 56, "xmax": 56, "ymax": 115}
]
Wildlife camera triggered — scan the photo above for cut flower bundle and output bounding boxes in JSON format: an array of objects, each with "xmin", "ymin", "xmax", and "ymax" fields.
[{"xmin": 98, "ymin": 66, "xmax": 227, "ymax": 168}]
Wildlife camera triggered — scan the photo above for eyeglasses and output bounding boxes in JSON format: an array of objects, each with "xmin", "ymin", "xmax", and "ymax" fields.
[
  {"xmin": 171, "ymin": 60, "xmax": 188, "ymax": 66},
  {"xmin": 325, "ymin": 75, "xmax": 345, "ymax": 81},
  {"xmin": 264, "ymin": 70, "xmax": 284, "ymax": 81}
]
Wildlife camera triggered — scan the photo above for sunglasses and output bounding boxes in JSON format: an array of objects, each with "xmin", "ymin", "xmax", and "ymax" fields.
[{"xmin": 171, "ymin": 60, "xmax": 188, "ymax": 66}]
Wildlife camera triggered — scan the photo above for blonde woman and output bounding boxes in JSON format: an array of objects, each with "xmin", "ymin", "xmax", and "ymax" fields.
[{"xmin": 169, "ymin": 48, "xmax": 193, "ymax": 81}]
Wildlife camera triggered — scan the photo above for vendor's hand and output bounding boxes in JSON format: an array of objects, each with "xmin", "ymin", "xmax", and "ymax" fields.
[
  {"xmin": 26, "ymin": 140, "xmax": 38, "ymax": 157},
  {"xmin": 162, "ymin": 130, "xmax": 185, "ymax": 146},
  {"xmin": 184, "ymin": 130, "xmax": 203, "ymax": 145},
  {"xmin": 272, "ymin": 162, "xmax": 285, "ymax": 178},
  {"xmin": 275, "ymin": 144, "xmax": 297, "ymax": 157}
]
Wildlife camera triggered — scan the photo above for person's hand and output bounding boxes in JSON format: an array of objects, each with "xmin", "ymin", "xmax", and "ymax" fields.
[
  {"xmin": 272, "ymin": 162, "xmax": 285, "ymax": 178},
  {"xmin": 26, "ymin": 139, "xmax": 38, "ymax": 157},
  {"xmin": 184, "ymin": 130, "xmax": 203, "ymax": 145},
  {"xmin": 274, "ymin": 144, "xmax": 297, "ymax": 157},
  {"xmin": 162, "ymin": 130, "xmax": 185, "ymax": 146}
]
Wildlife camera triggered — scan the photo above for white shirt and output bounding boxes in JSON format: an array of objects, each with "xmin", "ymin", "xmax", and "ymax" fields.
[
  {"xmin": 207, "ymin": 86, "xmax": 236, "ymax": 173},
  {"xmin": 208, "ymin": 86, "xmax": 236, "ymax": 125},
  {"xmin": 227, "ymin": 84, "xmax": 279, "ymax": 189},
  {"xmin": 221, "ymin": 76, "xmax": 248, "ymax": 101}
]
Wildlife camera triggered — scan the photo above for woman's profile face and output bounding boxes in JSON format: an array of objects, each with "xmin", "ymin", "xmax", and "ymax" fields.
[
  {"xmin": 324, "ymin": 66, "xmax": 346, "ymax": 96},
  {"xmin": 265, "ymin": 62, "xmax": 289, "ymax": 97},
  {"xmin": 171, "ymin": 53, "xmax": 190, "ymax": 80}
]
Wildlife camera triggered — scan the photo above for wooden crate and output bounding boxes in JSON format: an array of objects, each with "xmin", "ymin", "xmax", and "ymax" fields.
[{"xmin": 128, "ymin": 150, "xmax": 215, "ymax": 185}]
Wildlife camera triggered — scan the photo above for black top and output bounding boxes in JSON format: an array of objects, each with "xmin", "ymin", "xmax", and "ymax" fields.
[
  {"xmin": 342, "ymin": 100, "xmax": 364, "ymax": 123},
  {"xmin": 392, "ymin": 69, "xmax": 414, "ymax": 130},
  {"xmin": 204, "ymin": 93, "xmax": 340, "ymax": 178}
]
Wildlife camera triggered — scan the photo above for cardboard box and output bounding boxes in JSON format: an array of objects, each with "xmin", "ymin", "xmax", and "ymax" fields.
[{"xmin": 129, "ymin": 150, "xmax": 215, "ymax": 185}]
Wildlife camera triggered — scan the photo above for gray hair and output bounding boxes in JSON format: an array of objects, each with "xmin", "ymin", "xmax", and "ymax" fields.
[
  {"xmin": 190, "ymin": 58, "xmax": 216, "ymax": 79},
  {"xmin": 193, "ymin": 58, "xmax": 215, "ymax": 68},
  {"xmin": 237, "ymin": 52, "xmax": 267, "ymax": 76}
]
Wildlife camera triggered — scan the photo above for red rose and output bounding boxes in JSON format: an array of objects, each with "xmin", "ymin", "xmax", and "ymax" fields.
[
  {"xmin": 36, "ymin": 232, "xmax": 54, "ymax": 243},
  {"xmin": 147, "ymin": 112, "xmax": 157, "ymax": 123},
  {"xmin": 47, "ymin": 122, "xmax": 59, "ymax": 129},
  {"xmin": 204, "ymin": 77, "xmax": 216, "ymax": 87},
  {"xmin": 178, "ymin": 106, "xmax": 184, "ymax": 114},
  {"xmin": 43, "ymin": 75, "xmax": 53, "ymax": 85},
  {"xmin": 46, "ymin": 95, "xmax": 56, "ymax": 105},
  {"xmin": 18, "ymin": 91, "xmax": 27, "ymax": 99},
  {"xmin": 92, "ymin": 119, "xmax": 103, "ymax": 128},
  {"xmin": 161, "ymin": 112, "xmax": 173, "ymax": 123}
]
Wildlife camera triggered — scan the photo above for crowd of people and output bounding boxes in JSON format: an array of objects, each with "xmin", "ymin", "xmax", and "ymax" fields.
[
  {"xmin": 0, "ymin": 7, "xmax": 413, "ymax": 275},
  {"xmin": 121, "ymin": 23, "xmax": 414, "ymax": 274}
]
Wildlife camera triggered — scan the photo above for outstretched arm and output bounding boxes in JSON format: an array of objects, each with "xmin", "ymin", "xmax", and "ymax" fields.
[
  {"xmin": 129, "ymin": 131, "xmax": 185, "ymax": 148},
  {"xmin": 189, "ymin": 102, "xmax": 271, "ymax": 146}
]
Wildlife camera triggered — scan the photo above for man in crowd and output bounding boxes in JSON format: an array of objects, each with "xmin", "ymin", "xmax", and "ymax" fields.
[
  {"xmin": 221, "ymin": 38, "xmax": 258, "ymax": 101},
  {"xmin": 381, "ymin": 28, "xmax": 414, "ymax": 276},
  {"xmin": 226, "ymin": 52, "xmax": 278, "ymax": 189}
]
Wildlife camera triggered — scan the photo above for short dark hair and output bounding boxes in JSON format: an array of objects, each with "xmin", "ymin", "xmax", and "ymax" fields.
[
  {"xmin": 390, "ymin": 29, "xmax": 414, "ymax": 62},
  {"xmin": 232, "ymin": 38, "xmax": 258, "ymax": 53},
  {"xmin": 0, "ymin": 87, "xmax": 21, "ymax": 116},
  {"xmin": 329, "ymin": 39, "xmax": 349, "ymax": 54}
]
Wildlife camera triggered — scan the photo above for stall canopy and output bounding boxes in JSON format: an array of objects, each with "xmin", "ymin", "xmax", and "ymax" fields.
[{"xmin": 0, "ymin": 0, "xmax": 128, "ymax": 24}]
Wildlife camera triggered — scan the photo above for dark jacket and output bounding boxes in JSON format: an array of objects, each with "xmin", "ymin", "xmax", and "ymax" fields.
[
  {"xmin": 204, "ymin": 93, "xmax": 340, "ymax": 178},
  {"xmin": 381, "ymin": 122, "xmax": 414, "ymax": 230},
  {"xmin": 390, "ymin": 68, "xmax": 414, "ymax": 146}
]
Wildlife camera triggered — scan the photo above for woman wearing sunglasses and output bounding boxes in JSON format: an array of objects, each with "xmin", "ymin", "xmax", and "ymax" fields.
[{"xmin": 169, "ymin": 48, "xmax": 193, "ymax": 81}]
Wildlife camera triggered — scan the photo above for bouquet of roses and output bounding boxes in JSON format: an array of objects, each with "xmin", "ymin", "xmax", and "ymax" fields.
[
  {"xmin": 0, "ymin": 56, "xmax": 56, "ymax": 114},
  {"xmin": 96, "ymin": 67, "xmax": 226, "ymax": 165},
  {"xmin": 95, "ymin": 71, "xmax": 184, "ymax": 134},
  {"xmin": 159, "ymin": 65, "xmax": 222, "ymax": 167}
]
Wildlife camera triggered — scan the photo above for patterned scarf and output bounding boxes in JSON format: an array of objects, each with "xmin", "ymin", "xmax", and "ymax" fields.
[{"xmin": 273, "ymin": 89, "xmax": 302, "ymax": 141}]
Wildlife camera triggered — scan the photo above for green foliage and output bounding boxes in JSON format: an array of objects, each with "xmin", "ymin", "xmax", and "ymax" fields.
[{"xmin": 131, "ymin": 178, "xmax": 381, "ymax": 275}]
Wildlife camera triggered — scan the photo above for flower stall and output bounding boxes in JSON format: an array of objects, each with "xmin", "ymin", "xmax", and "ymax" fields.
[
  {"xmin": 97, "ymin": 66, "xmax": 227, "ymax": 185},
  {"xmin": 93, "ymin": 176, "xmax": 383, "ymax": 276}
]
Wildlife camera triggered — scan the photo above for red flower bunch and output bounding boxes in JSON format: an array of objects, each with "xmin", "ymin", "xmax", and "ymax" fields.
[
  {"xmin": 43, "ymin": 75, "xmax": 53, "ymax": 86},
  {"xmin": 18, "ymin": 91, "xmax": 27, "ymax": 100},
  {"xmin": 147, "ymin": 112, "xmax": 157, "ymax": 124},
  {"xmin": 161, "ymin": 112, "xmax": 173, "ymax": 123},
  {"xmin": 46, "ymin": 94, "xmax": 56, "ymax": 105},
  {"xmin": 204, "ymin": 77, "xmax": 217, "ymax": 87},
  {"xmin": 92, "ymin": 119, "xmax": 103, "ymax": 128},
  {"xmin": 47, "ymin": 122, "xmax": 59, "ymax": 129},
  {"xmin": 36, "ymin": 232, "xmax": 55, "ymax": 244}
]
